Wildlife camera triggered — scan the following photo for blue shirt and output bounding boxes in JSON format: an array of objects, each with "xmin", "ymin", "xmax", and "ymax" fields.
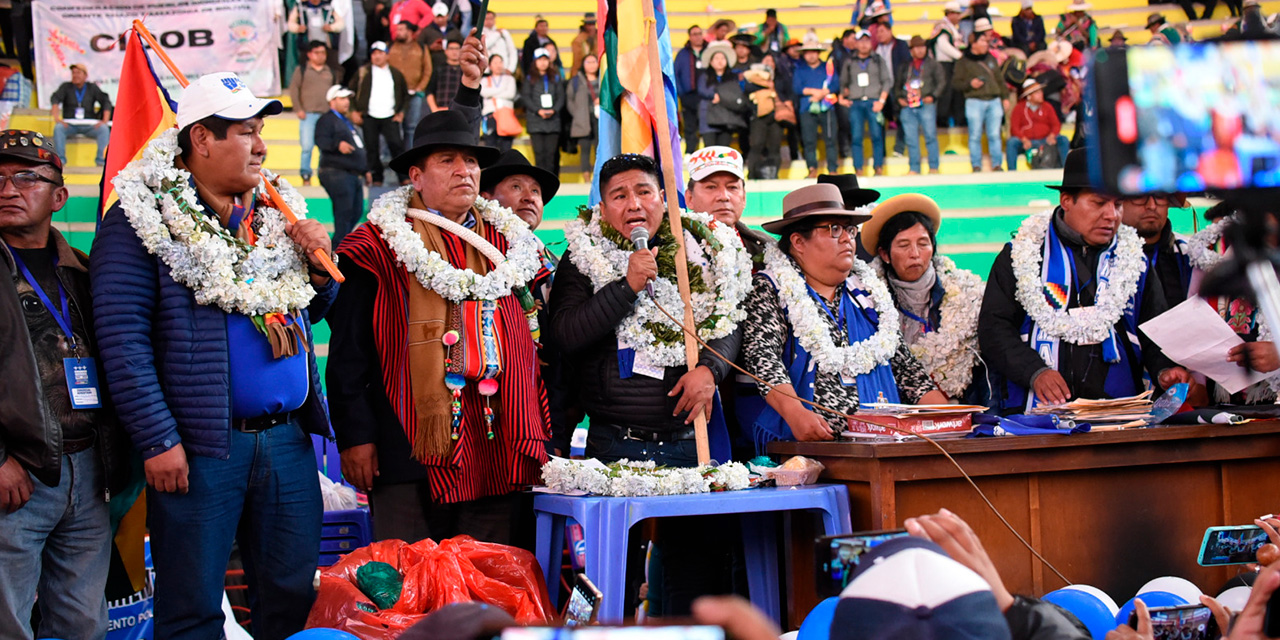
[{"xmin": 792, "ymin": 61, "xmax": 832, "ymax": 113}]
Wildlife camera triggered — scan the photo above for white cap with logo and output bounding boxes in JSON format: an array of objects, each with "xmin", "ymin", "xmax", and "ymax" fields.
[
  {"xmin": 686, "ymin": 146, "xmax": 745, "ymax": 182},
  {"xmin": 326, "ymin": 84, "xmax": 355, "ymax": 102},
  {"xmin": 176, "ymin": 72, "xmax": 284, "ymax": 132}
]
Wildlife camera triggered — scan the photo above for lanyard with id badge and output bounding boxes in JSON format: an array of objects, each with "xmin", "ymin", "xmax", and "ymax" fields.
[
  {"xmin": 9, "ymin": 250, "xmax": 102, "ymax": 409},
  {"xmin": 74, "ymin": 86, "xmax": 88, "ymax": 120},
  {"xmin": 540, "ymin": 76, "xmax": 554, "ymax": 110},
  {"xmin": 334, "ymin": 109, "xmax": 364, "ymax": 149}
]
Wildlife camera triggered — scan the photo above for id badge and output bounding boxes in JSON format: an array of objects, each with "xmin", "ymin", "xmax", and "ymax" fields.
[
  {"xmin": 74, "ymin": 107, "xmax": 86, "ymax": 119},
  {"xmin": 65, "ymin": 357, "xmax": 102, "ymax": 409},
  {"xmin": 857, "ymin": 73, "xmax": 870, "ymax": 88},
  {"xmin": 631, "ymin": 351, "xmax": 665, "ymax": 380},
  {"xmin": 909, "ymin": 79, "xmax": 923, "ymax": 90},
  {"xmin": 352, "ymin": 131, "xmax": 365, "ymax": 149},
  {"xmin": 540, "ymin": 93, "xmax": 554, "ymax": 109},
  {"xmin": 839, "ymin": 371, "xmax": 858, "ymax": 387}
]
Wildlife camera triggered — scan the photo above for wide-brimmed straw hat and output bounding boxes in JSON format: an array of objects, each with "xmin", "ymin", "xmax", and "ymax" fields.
[
  {"xmin": 762, "ymin": 183, "xmax": 873, "ymax": 234},
  {"xmin": 701, "ymin": 40, "xmax": 738, "ymax": 67},
  {"xmin": 860, "ymin": 194, "xmax": 942, "ymax": 253}
]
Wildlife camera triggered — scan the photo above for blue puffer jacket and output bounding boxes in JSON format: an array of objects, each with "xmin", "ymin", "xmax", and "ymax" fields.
[{"xmin": 90, "ymin": 199, "xmax": 339, "ymax": 461}]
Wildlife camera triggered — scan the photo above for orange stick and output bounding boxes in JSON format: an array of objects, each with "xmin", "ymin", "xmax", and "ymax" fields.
[{"xmin": 131, "ymin": 20, "xmax": 345, "ymax": 283}]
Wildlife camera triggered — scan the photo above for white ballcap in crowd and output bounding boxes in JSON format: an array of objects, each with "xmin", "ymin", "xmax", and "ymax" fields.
[
  {"xmin": 533, "ymin": 47, "xmax": 550, "ymax": 59},
  {"xmin": 325, "ymin": 85, "xmax": 355, "ymax": 102},
  {"xmin": 1021, "ymin": 0, "xmax": 1034, "ymax": 9},
  {"xmin": 686, "ymin": 146, "xmax": 746, "ymax": 182},
  {"xmin": 433, "ymin": 1, "xmax": 449, "ymax": 16},
  {"xmin": 371, "ymin": 40, "xmax": 388, "ymax": 52},
  {"xmin": 944, "ymin": 1, "xmax": 963, "ymax": 12},
  {"xmin": 176, "ymin": 72, "xmax": 283, "ymax": 132}
]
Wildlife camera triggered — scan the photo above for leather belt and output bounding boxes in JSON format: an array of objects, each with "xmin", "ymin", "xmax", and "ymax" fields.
[
  {"xmin": 234, "ymin": 411, "xmax": 297, "ymax": 434},
  {"xmin": 63, "ymin": 435, "xmax": 95, "ymax": 454},
  {"xmin": 609, "ymin": 424, "xmax": 697, "ymax": 443}
]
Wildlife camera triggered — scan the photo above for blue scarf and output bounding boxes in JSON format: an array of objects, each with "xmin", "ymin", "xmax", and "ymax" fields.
[
  {"xmin": 740, "ymin": 273, "xmax": 900, "ymax": 454},
  {"xmin": 1004, "ymin": 217, "xmax": 1146, "ymax": 411}
]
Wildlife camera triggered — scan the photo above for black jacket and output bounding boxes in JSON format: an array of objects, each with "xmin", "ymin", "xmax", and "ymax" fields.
[
  {"xmin": 316, "ymin": 110, "xmax": 367, "ymax": 174},
  {"xmin": 549, "ymin": 248, "xmax": 741, "ymax": 434},
  {"xmin": 354, "ymin": 64, "xmax": 408, "ymax": 117},
  {"xmin": 979, "ymin": 209, "xmax": 1177, "ymax": 410},
  {"xmin": 521, "ymin": 72, "xmax": 566, "ymax": 135},
  {"xmin": 894, "ymin": 57, "xmax": 948, "ymax": 104},
  {"xmin": 1, "ymin": 233, "xmax": 130, "ymax": 492},
  {"xmin": 1005, "ymin": 596, "xmax": 1093, "ymax": 640}
]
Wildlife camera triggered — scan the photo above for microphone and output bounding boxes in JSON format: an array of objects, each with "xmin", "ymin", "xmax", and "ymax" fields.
[{"xmin": 630, "ymin": 226, "xmax": 655, "ymax": 296}]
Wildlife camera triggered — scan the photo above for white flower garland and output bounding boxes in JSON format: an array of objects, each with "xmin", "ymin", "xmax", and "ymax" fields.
[
  {"xmin": 1011, "ymin": 210, "xmax": 1145, "ymax": 345},
  {"xmin": 875, "ymin": 256, "xmax": 984, "ymax": 398},
  {"xmin": 763, "ymin": 241, "xmax": 901, "ymax": 378},
  {"xmin": 1186, "ymin": 214, "xmax": 1236, "ymax": 272},
  {"xmin": 367, "ymin": 186, "xmax": 543, "ymax": 302},
  {"xmin": 541, "ymin": 457, "xmax": 752, "ymax": 497},
  {"xmin": 564, "ymin": 207, "xmax": 752, "ymax": 367},
  {"xmin": 112, "ymin": 129, "xmax": 315, "ymax": 316}
]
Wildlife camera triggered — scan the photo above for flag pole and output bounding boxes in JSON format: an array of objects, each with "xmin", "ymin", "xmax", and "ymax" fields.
[
  {"xmin": 638, "ymin": 3, "xmax": 710, "ymax": 464},
  {"xmin": 130, "ymin": 20, "xmax": 346, "ymax": 283}
]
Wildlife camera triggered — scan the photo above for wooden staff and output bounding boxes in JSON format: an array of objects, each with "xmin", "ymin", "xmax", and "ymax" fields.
[
  {"xmin": 131, "ymin": 20, "xmax": 346, "ymax": 283},
  {"xmin": 638, "ymin": 3, "xmax": 710, "ymax": 464}
]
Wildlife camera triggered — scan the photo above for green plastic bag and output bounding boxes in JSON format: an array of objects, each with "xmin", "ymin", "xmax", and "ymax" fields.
[{"xmin": 355, "ymin": 561, "xmax": 403, "ymax": 610}]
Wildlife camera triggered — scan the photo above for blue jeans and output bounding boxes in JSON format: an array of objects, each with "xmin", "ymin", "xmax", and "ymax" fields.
[
  {"xmin": 319, "ymin": 168, "xmax": 364, "ymax": 248},
  {"xmin": 148, "ymin": 421, "xmax": 321, "ymax": 640},
  {"xmin": 299, "ymin": 112, "xmax": 321, "ymax": 180},
  {"xmin": 0, "ymin": 449, "xmax": 110, "ymax": 640},
  {"xmin": 799, "ymin": 108, "xmax": 840, "ymax": 173},
  {"xmin": 1005, "ymin": 134, "xmax": 1070, "ymax": 170},
  {"xmin": 53, "ymin": 122, "xmax": 110, "ymax": 165},
  {"xmin": 401, "ymin": 93, "xmax": 425, "ymax": 144},
  {"xmin": 848, "ymin": 100, "xmax": 885, "ymax": 171},
  {"xmin": 965, "ymin": 97, "xmax": 1004, "ymax": 169},
  {"xmin": 900, "ymin": 102, "xmax": 939, "ymax": 172}
]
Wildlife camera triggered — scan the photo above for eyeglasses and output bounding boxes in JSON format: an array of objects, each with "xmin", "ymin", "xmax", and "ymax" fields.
[
  {"xmin": 819, "ymin": 223, "xmax": 859, "ymax": 239},
  {"xmin": 0, "ymin": 171, "xmax": 60, "ymax": 191},
  {"xmin": 1124, "ymin": 195, "xmax": 1172, "ymax": 206}
]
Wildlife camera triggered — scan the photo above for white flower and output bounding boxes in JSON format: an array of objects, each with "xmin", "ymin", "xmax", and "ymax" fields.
[
  {"xmin": 1011, "ymin": 210, "xmax": 1145, "ymax": 345},
  {"xmin": 367, "ymin": 187, "xmax": 543, "ymax": 302},
  {"xmin": 539, "ymin": 458, "xmax": 753, "ymax": 496},
  {"xmin": 1186, "ymin": 214, "xmax": 1235, "ymax": 272},
  {"xmin": 564, "ymin": 206, "xmax": 752, "ymax": 367},
  {"xmin": 763, "ymin": 242, "xmax": 901, "ymax": 378},
  {"xmin": 112, "ymin": 130, "xmax": 315, "ymax": 316},
  {"xmin": 875, "ymin": 256, "xmax": 984, "ymax": 398}
]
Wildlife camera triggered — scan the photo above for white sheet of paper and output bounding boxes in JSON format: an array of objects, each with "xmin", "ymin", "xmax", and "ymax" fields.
[{"xmin": 1139, "ymin": 297, "xmax": 1277, "ymax": 394}]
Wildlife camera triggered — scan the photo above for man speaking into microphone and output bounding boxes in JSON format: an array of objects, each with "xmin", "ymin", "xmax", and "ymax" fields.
[{"xmin": 549, "ymin": 153, "xmax": 750, "ymax": 614}]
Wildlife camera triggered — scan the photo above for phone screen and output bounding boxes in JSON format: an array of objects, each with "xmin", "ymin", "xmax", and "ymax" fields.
[
  {"xmin": 815, "ymin": 529, "xmax": 909, "ymax": 598},
  {"xmin": 1089, "ymin": 39, "xmax": 1280, "ymax": 195},
  {"xmin": 503, "ymin": 627, "xmax": 725, "ymax": 640},
  {"xmin": 1199, "ymin": 525, "xmax": 1268, "ymax": 565},
  {"xmin": 1130, "ymin": 605, "xmax": 1218, "ymax": 640},
  {"xmin": 564, "ymin": 575, "xmax": 601, "ymax": 627}
]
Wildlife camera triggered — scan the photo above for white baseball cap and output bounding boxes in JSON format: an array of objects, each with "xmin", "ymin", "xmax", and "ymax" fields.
[
  {"xmin": 944, "ymin": 1, "xmax": 963, "ymax": 12},
  {"xmin": 176, "ymin": 72, "xmax": 283, "ymax": 132},
  {"xmin": 686, "ymin": 146, "xmax": 745, "ymax": 182},
  {"xmin": 432, "ymin": 1, "xmax": 449, "ymax": 16},
  {"xmin": 325, "ymin": 84, "xmax": 355, "ymax": 102},
  {"xmin": 533, "ymin": 47, "xmax": 550, "ymax": 59},
  {"xmin": 371, "ymin": 40, "xmax": 388, "ymax": 52}
]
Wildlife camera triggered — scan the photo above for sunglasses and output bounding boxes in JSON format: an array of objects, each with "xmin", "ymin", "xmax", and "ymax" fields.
[{"xmin": 1123, "ymin": 195, "xmax": 1172, "ymax": 206}]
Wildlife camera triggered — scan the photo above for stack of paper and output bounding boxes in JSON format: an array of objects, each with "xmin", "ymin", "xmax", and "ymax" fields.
[
  {"xmin": 1027, "ymin": 391, "xmax": 1155, "ymax": 429},
  {"xmin": 859, "ymin": 403, "xmax": 989, "ymax": 416}
]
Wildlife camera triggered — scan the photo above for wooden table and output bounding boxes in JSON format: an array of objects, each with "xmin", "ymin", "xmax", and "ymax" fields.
[{"xmin": 769, "ymin": 421, "xmax": 1280, "ymax": 618}]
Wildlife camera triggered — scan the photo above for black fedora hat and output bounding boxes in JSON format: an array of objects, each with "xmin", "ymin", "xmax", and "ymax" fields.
[
  {"xmin": 480, "ymin": 149, "xmax": 560, "ymax": 203},
  {"xmin": 817, "ymin": 173, "xmax": 880, "ymax": 208},
  {"xmin": 390, "ymin": 110, "xmax": 502, "ymax": 174},
  {"xmin": 1046, "ymin": 147, "xmax": 1102, "ymax": 192}
]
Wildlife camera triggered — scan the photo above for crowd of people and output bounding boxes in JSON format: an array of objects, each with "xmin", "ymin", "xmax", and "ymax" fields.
[{"xmin": 3, "ymin": 2, "xmax": 1280, "ymax": 640}]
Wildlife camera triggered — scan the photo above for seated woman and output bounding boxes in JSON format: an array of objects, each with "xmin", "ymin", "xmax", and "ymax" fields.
[
  {"xmin": 738, "ymin": 184, "xmax": 948, "ymax": 447},
  {"xmin": 1187, "ymin": 203, "xmax": 1280, "ymax": 404},
  {"xmin": 861, "ymin": 194, "xmax": 988, "ymax": 405}
]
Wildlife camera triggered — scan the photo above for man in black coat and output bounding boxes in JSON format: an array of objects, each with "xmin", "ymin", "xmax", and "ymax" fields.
[
  {"xmin": 315, "ymin": 85, "xmax": 367, "ymax": 247},
  {"xmin": 978, "ymin": 149, "xmax": 1193, "ymax": 413}
]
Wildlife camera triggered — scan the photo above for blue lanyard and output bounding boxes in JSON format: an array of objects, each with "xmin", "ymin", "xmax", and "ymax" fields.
[
  {"xmin": 74, "ymin": 86, "xmax": 86, "ymax": 106},
  {"xmin": 900, "ymin": 307, "xmax": 932, "ymax": 333},
  {"xmin": 543, "ymin": 76, "xmax": 551, "ymax": 93},
  {"xmin": 332, "ymin": 109, "xmax": 354, "ymax": 130},
  {"xmin": 9, "ymin": 248, "xmax": 77, "ymax": 351},
  {"xmin": 807, "ymin": 284, "xmax": 844, "ymax": 326}
]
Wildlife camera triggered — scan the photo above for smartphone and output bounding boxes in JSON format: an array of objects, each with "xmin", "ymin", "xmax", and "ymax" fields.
[
  {"xmin": 1129, "ymin": 604, "xmax": 1219, "ymax": 639},
  {"xmin": 1197, "ymin": 525, "xmax": 1268, "ymax": 566},
  {"xmin": 503, "ymin": 626, "xmax": 725, "ymax": 640},
  {"xmin": 563, "ymin": 574, "xmax": 602, "ymax": 627},
  {"xmin": 1088, "ymin": 39, "xmax": 1280, "ymax": 196},
  {"xmin": 814, "ymin": 529, "xmax": 909, "ymax": 598}
]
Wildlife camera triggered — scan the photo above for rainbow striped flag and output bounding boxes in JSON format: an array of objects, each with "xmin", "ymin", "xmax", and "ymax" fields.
[
  {"xmin": 98, "ymin": 26, "xmax": 178, "ymax": 222},
  {"xmin": 590, "ymin": 0, "xmax": 685, "ymax": 205}
]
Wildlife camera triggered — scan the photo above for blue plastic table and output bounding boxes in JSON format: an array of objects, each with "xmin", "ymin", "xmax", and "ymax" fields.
[{"xmin": 533, "ymin": 484, "xmax": 852, "ymax": 624}]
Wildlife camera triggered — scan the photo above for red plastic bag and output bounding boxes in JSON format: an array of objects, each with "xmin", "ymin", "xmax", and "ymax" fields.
[{"xmin": 306, "ymin": 536, "xmax": 555, "ymax": 639}]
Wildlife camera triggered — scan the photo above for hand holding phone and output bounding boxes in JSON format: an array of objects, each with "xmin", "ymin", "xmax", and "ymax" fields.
[
  {"xmin": 1128, "ymin": 603, "xmax": 1218, "ymax": 640},
  {"xmin": 814, "ymin": 530, "xmax": 909, "ymax": 598},
  {"xmin": 1198, "ymin": 525, "xmax": 1269, "ymax": 566}
]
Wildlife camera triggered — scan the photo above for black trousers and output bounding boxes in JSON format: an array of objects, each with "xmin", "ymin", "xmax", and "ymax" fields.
[
  {"xmin": 530, "ymin": 132, "xmax": 561, "ymax": 177},
  {"xmin": 938, "ymin": 61, "xmax": 963, "ymax": 127},
  {"xmin": 317, "ymin": 168, "xmax": 364, "ymax": 249},
  {"xmin": 681, "ymin": 99, "xmax": 702, "ymax": 154},
  {"xmin": 835, "ymin": 102, "xmax": 852, "ymax": 158},
  {"xmin": 362, "ymin": 115, "xmax": 405, "ymax": 184},
  {"xmin": 369, "ymin": 484, "xmax": 517, "ymax": 545},
  {"xmin": 703, "ymin": 130, "xmax": 736, "ymax": 148},
  {"xmin": 748, "ymin": 116, "xmax": 782, "ymax": 177}
]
